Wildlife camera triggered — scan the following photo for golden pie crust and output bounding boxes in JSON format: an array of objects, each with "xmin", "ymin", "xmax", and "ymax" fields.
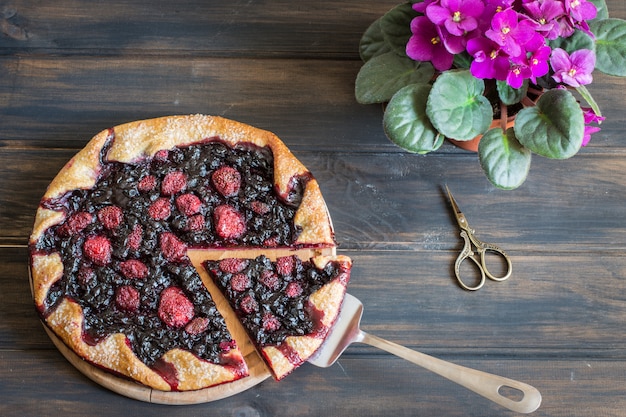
[{"xmin": 29, "ymin": 115, "xmax": 345, "ymax": 392}]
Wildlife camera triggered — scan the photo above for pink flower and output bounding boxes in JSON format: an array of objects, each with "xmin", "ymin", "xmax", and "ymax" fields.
[
  {"xmin": 550, "ymin": 48, "xmax": 595, "ymax": 87},
  {"xmin": 580, "ymin": 107, "xmax": 604, "ymax": 146},
  {"xmin": 565, "ymin": 0, "xmax": 597, "ymax": 23},
  {"xmin": 507, "ymin": 63, "xmax": 532, "ymax": 88},
  {"xmin": 406, "ymin": 16, "xmax": 455, "ymax": 71},
  {"xmin": 485, "ymin": 8, "xmax": 536, "ymax": 58},
  {"xmin": 426, "ymin": 0, "xmax": 485, "ymax": 36},
  {"xmin": 467, "ymin": 36, "xmax": 510, "ymax": 80},
  {"xmin": 511, "ymin": 33, "xmax": 551, "ymax": 82},
  {"xmin": 523, "ymin": 0, "xmax": 566, "ymax": 40}
]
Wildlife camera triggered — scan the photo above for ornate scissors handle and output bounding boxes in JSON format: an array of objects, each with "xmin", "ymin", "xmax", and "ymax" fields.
[{"xmin": 455, "ymin": 229, "xmax": 512, "ymax": 291}]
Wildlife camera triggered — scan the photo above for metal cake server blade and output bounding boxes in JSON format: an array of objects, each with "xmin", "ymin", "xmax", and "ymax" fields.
[{"xmin": 308, "ymin": 293, "xmax": 542, "ymax": 414}]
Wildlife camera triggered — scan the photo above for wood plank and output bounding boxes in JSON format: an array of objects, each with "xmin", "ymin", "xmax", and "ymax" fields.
[
  {"xmin": 6, "ymin": 247, "xmax": 626, "ymax": 355},
  {"xmin": 0, "ymin": 0, "xmax": 402, "ymax": 58},
  {"xmin": 0, "ymin": 56, "xmax": 385, "ymax": 150},
  {"xmin": 3, "ymin": 0, "xmax": 624, "ymax": 59},
  {"xmin": 1, "ymin": 56, "xmax": 626, "ymax": 152},
  {"xmin": 5, "ymin": 147, "xmax": 626, "ymax": 251},
  {"xmin": 0, "ymin": 349, "xmax": 624, "ymax": 417}
]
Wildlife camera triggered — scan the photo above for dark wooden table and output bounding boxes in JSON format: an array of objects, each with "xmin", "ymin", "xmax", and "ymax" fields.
[{"xmin": 2, "ymin": 1, "xmax": 626, "ymax": 416}]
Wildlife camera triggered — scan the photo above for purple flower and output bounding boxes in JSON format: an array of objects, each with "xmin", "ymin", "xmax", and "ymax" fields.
[
  {"xmin": 582, "ymin": 107, "xmax": 605, "ymax": 125},
  {"xmin": 523, "ymin": 0, "xmax": 565, "ymax": 40},
  {"xmin": 440, "ymin": 26, "xmax": 473, "ymax": 54},
  {"xmin": 507, "ymin": 63, "xmax": 532, "ymax": 88},
  {"xmin": 483, "ymin": 0, "xmax": 516, "ymax": 16},
  {"xmin": 565, "ymin": 0, "xmax": 597, "ymax": 23},
  {"xmin": 582, "ymin": 125, "xmax": 600, "ymax": 146},
  {"xmin": 514, "ymin": 33, "xmax": 551, "ymax": 80},
  {"xmin": 406, "ymin": 16, "xmax": 455, "ymax": 71},
  {"xmin": 562, "ymin": 0, "xmax": 597, "ymax": 38},
  {"xmin": 426, "ymin": 0, "xmax": 485, "ymax": 36},
  {"xmin": 581, "ymin": 106, "xmax": 605, "ymax": 145},
  {"xmin": 485, "ymin": 8, "xmax": 536, "ymax": 58},
  {"xmin": 467, "ymin": 36, "xmax": 510, "ymax": 80},
  {"xmin": 550, "ymin": 48, "xmax": 595, "ymax": 87},
  {"xmin": 413, "ymin": 0, "xmax": 437, "ymax": 14}
]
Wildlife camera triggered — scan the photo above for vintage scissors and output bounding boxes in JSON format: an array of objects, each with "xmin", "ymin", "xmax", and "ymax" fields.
[{"xmin": 445, "ymin": 186, "xmax": 512, "ymax": 291}]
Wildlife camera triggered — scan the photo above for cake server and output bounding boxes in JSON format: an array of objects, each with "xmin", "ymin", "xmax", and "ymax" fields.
[{"xmin": 308, "ymin": 293, "xmax": 542, "ymax": 414}]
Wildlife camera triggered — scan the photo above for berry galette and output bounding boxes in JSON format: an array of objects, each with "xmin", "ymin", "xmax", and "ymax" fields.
[{"xmin": 29, "ymin": 115, "xmax": 349, "ymax": 393}]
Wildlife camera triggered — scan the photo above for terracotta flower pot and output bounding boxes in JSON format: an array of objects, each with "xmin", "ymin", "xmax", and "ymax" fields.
[{"xmin": 448, "ymin": 117, "xmax": 516, "ymax": 152}]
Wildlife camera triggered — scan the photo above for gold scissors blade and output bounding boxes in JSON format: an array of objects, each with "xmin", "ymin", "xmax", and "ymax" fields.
[{"xmin": 445, "ymin": 185, "xmax": 470, "ymax": 232}]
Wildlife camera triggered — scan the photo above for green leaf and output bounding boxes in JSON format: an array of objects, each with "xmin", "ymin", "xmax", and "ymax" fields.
[
  {"xmin": 452, "ymin": 51, "xmax": 472, "ymax": 69},
  {"xmin": 576, "ymin": 84, "xmax": 602, "ymax": 118},
  {"xmin": 478, "ymin": 128, "xmax": 531, "ymax": 190},
  {"xmin": 355, "ymin": 51, "xmax": 434, "ymax": 104},
  {"xmin": 359, "ymin": 18, "xmax": 393, "ymax": 62},
  {"xmin": 383, "ymin": 84, "xmax": 443, "ymax": 154},
  {"xmin": 549, "ymin": 29, "xmax": 595, "ymax": 53},
  {"xmin": 589, "ymin": 0, "xmax": 609, "ymax": 21},
  {"xmin": 426, "ymin": 70, "xmax": 492, "ymax": 140},
  {"xmin": 379, "ymin": 2, "xmax": 418, "ymax": 57},
  {"xmin": 514, "ymin": 89, "xmax": 584, "ymax": 159},
  {"xmin": 497, "ymin": 80, "xmax": 528, "ymax": 106},
  {"xmin": 590, "ymin": 18, "xmax": 626, "ymax": 76}
]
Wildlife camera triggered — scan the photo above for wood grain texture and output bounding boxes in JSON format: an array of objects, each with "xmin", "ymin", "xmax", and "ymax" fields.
[
  {"xmin": 0, "ymin": 0, "xmax": 400, "ymax": 57},
  {"xmin": 1, "ymin": 56, "xmax": 626, "ymax": 151},
  {"xmin": 1, "ymin": 349, "xmax": 625, "ymax": 417},
  {"xmin": 3, "ymin": 0, "xmax": 626, "ymax": 415}
]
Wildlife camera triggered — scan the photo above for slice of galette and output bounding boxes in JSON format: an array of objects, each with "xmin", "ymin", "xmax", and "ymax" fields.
[{"xmin": 204, "ymin": 254, "xmax": 351, "ymax": 380}]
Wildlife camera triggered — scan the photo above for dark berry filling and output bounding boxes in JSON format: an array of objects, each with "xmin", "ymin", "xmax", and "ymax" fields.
[
  {"xmin": 204, "ymin": 255, "xmax": 345, "ymax": 348},
  {"xmin": 32, "ymin": 136, "xmax": 313, "ymax": 369}
]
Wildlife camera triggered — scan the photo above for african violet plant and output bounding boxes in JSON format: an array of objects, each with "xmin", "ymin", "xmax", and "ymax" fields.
[{"xmin": 356, "ymin": 0, "xmax": 626, "ymax": 189}]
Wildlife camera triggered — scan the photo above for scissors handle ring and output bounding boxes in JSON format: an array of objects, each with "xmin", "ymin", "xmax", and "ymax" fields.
[
  {"xmin": 474, "ymin": 239, "xmax": 513, "ymax": 282},
  {"xmin": 454, "ymin": 230, "xmax": 487, "ymax": 291}
]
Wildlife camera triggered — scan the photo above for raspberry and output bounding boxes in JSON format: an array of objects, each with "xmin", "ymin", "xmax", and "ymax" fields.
[
  {"xmin": 127, "ymin": 224, "xmax": 143, "ymax": 250},
  {"xmin": 158, "ymin": 287, "xmax": 194, "ymax": 328},
  {"xmin": 239, "ymin": 294, "xmax": 258, "ymax": 315},
  {"xmin": 77, "ymin": 266, "xmax": 95, "ymax": 287},
  {"xmin": 148, "ymin": 198, "xmax": 171, "ymax": 220},
  {"xmin": 212, "ymin": 166, "xmax": 241, "ymax": 197},
  {"xmin": 97, "ymin": 205, "xmax": 123, "ymax": 230},
  {"xmin": 230, "ymin": 273, "xmax": 251, "ymax": 292},
  {"xmin": 285, "ymin": 281, "xmax": 303, "ymax": 298},
  {"xmin": 115, "ymin": 285, "xmax": 140, "ymax": 312},
  {"xmin": 184, "ymin": 317, "xmax": 209, "ymax": 335},
  {"xmin": 137, "ymin": 175, "xmax": 156, "ymax": 192},
  {"xmin": 154, "ymin": 149, "xmax": 169, "ymax": 161},
  {"xmin": 119, "ymin": 259, "xmax": 149, "ymax": 279},
  {"xmin": 250, "ymin": 200, "xmax": 270, "ymax": 215},
  {"xmin": 213, "ymin": 204, "xmax": 246, "ymax": 240},
  {"xmin": 83, "ymin": 235, "xmax": 111, "ymax": 266},
  {"xmin": 218, "ymin": 258, "xmax": 249, "ymax": 274},
  {"xmin": 175, "ymin": 193, "xmax": 202, "ymax": 216},
  {"xmin": 263, "ymin": 236, "xmax": 279, "ymax": 247},
  {"xmin": 185, "ymin": 214, "xmax": 205, "ymax": 232},
  {"xmin": 262, "ymin": 313, "xmax": 281, "ymax": 332},
  {"xmin": 276, "ymin": 256, "xmax": 296, "ymax": 276},
  {"xmin": 160, "ymin": 232, "xmax": 187, "ymax": 262},
  {"xmin": 219, "ymin": 340, "xmax": 237, "ymax": 352},
  {"xmin": 259, "ymin": 270, "xmax": 280, "ymax": 291},
  {"xmin": 58, "ymin": 212, "xmax": 93, "ymax": 236},
  {"xmin": 161, "ymin": 171, "xmax": 187, "ymax": 196}
]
